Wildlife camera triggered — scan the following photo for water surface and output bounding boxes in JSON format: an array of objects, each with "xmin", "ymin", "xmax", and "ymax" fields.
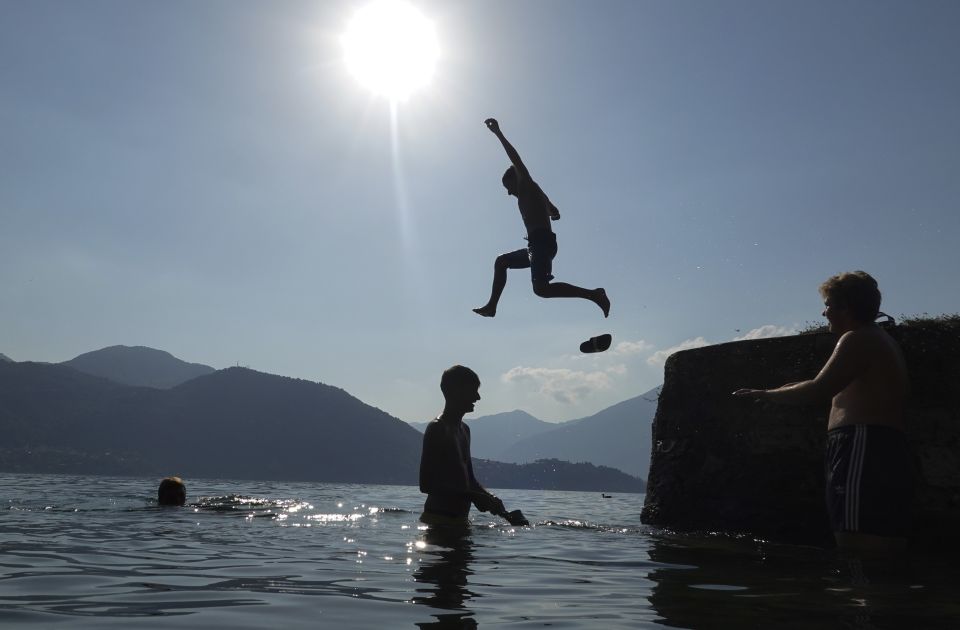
[{"xmin": 1, "ymin": 473, "xmax": 956, "ymax": 628}]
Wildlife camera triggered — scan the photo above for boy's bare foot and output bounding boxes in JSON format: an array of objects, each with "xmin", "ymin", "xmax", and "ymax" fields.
[
  {"xmin": 594, "ymin": 289, "xmax": 610, "ymax": 318},
  {"xmin": 473, "ymin": 306, "xmax": 496, "ymax": 318}
]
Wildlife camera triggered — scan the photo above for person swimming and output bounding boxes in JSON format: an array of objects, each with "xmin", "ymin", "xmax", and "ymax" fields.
[{"xmin": 157, "ymin": 476, "xmax": 186, "ymax": 506}]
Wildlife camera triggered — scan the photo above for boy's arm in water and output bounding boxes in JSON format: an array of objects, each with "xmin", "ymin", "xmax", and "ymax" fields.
[
  {"xmin": 733, "ymin": 331, "xmax": 866, "ymax": 404},
  {"xmin": 467, "ymin": 467, "xmax": 506, "ymax": 514},
  {"xmin": 485, "ymin": 118, "xmax": 530, "ymax": 181}
]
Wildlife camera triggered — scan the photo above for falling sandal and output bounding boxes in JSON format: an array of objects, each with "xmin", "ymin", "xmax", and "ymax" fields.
[{"xmin": 580, "ymin": 333, "xmax": 612, "ymax": 354}]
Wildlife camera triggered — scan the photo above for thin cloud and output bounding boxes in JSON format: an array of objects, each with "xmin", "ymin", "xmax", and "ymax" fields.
[
  {"xmin": 606, "ymin": 363, "xmax": 627, "ymax": 376},
  {"xmin": 732, "ymin": 324, "xmax": 798, "ymax": 341},
  {"xmin": 501, "ymin": 365, "xmax": 622, "ymax": 404},
  {"xmin": 646, "ymin": 337, "xmax": 711, "ymax": 365},
  {"xmin": 611, "ymin": 339, "xmax": 654, "ymax": 356}
]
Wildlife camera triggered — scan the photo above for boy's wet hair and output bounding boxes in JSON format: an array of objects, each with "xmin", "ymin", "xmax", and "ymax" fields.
[
  {"xmin": 440, "ymin": 365, "xmax": 479, "ymax": 397},
  {"xmin": 158, "ymin": 476, "xmax": 187, "ymax": 506},
  {"xmin": 819, "ymin": 271, "xmax": 882, "ymax": 323}
]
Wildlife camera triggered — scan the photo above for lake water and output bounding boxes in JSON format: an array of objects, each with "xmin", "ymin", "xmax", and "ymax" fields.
[{"xmin": 1, "ymin": 473, "xmax": 957, "ymax": 629}]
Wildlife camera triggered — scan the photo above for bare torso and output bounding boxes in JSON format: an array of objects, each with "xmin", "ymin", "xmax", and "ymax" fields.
[
  {"xmin": 516, "ymin": 177, "xmax": 554, "ymax": 235},
  {"xmin": 828, "ymin": 326, "xmax": 908, "ymax": 431},
  {"xmin": 420, "ymin": 419, "xmax": 474, "ymax": 517}
]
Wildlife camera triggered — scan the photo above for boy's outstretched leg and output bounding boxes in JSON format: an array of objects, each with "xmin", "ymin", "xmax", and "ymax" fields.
[
  {"xmin": 532, "ymin": 281, "xmax": 610, "ymax": 318},
  {"xmin": 474, "ymin": 249, "xmax": 530, "ymax": 317}
]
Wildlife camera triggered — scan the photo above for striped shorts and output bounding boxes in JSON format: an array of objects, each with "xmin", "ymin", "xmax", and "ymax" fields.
[{"xmin": 824, "ymin": 424, "xmax": 915, "ymax": 538}]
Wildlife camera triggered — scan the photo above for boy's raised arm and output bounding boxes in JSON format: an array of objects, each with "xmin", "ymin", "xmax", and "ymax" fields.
[{"xmin": 485, "ymin": 118, "xmax": 529, "ymax": 179}]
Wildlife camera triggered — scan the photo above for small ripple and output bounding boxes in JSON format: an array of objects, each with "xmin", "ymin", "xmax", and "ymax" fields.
[{"xmin": 536, "ymin": 519, "xmax": 648, "ymax": 535}]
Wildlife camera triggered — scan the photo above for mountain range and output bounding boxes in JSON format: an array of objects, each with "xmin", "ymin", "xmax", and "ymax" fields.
[
  {"xmin": 0, "ymin": 345, "xmax": 214, "ymax": 386},
  {"xmin": 0, "ymin": 346, "xmax": 646, "ymax": 491},
  {"xmin": 409, "ymin": 389, "xmax": 659, "ymax": 478},
  {"xmin": 61, "ymin": 345, "xmax": 215, "ymax": 388},
  {"xmin": 0, "ymin": 361, "xmax": 421, "ymax": 483}
]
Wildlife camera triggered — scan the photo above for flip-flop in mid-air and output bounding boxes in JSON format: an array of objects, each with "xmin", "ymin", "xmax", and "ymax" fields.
[{"xmin": 580, "ymin": 333, "xmax": 612, "ymax": 354}]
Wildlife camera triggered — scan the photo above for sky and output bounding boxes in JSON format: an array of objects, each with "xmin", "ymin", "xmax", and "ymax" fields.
[{"xmin": 2, "ymin": 0, "xmax": 959, "ymax": 423}]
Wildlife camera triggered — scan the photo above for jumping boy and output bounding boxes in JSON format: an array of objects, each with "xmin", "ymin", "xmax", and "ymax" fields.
[{"xmin": 473, "ymin": 118, "xmax": 610, "ymax": 319}]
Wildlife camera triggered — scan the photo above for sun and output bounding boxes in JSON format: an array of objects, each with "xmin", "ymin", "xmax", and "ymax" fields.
[{"xmin": 342, "ymin": 0, "xmax": 439, "ymax": 103}]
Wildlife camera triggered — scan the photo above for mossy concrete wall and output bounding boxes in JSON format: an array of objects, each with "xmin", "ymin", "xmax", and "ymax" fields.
[{"xmin": 640, "ymin": 324, "xmax": 960, "ymax": 547}]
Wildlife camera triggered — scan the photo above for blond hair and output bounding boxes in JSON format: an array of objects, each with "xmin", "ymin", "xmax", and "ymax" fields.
[{"xmin": 819, "ymin": 271, "xmax": 881, "ymax": 323}]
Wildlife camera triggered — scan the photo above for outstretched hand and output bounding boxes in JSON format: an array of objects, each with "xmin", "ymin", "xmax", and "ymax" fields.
[
  {"xmin": 732, "ymin": 388, "xmax": 765, "ymax": 399},
  {"xmin": 484, "ymin": 118, "xmax": 500, "ymax": 134},
  {"xmin": 473, "ymin": 493, "xmax": 506, "ymax": 515}
]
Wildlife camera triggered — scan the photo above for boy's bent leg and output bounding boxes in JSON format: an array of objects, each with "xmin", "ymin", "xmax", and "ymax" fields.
[
  {"xmin": 473, "ymin": 249, "xmax": 530, "ymax": 317},
  {"xmin": 531, "ymin": 282, "xmax": 610, "ymax": 317},
  {"xmin": 527, "ymin": 233, "xmax": 610, "ymax": 317}
]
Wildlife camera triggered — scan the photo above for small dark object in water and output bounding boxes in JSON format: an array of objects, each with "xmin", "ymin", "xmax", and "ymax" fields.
[
  {"xmin": 495, "ymin": 509, "xmax": 530, "ymax": 526},
  {"xmin": 158, "ymin": 476, "xmax": 186, "ymax": 506}
]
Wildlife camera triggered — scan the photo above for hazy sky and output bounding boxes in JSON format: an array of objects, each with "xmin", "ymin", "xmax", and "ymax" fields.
[{"xmin": 3, "ymin": 0, "xmax": 958, "ymax": 422}]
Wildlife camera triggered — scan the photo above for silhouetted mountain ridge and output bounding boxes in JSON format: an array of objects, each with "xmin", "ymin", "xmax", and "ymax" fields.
[
  {"xmin": 0, "ymin": 361, "xmax": 419, "ymax": 482},
  {"xmin": 409, "ymin": 409, "xmax": 556, "ymax": 458},
  {"xmin": 500, "ymin": 389, "xmax": 658, "ymax": 478},
  {"xmin": 0, "ymin": 360, "xmax": 643, "ymax": 491},
  {"xmin": 407, "ymin": 388, "xmax": 659, "ymax": 478},
  {"xmin": 61, "ymin": 345, "xmax": 215, "ymax": 388},
  {"xmin": 474, "ymin": 458, "xmax": 643, "ymax": 493}
]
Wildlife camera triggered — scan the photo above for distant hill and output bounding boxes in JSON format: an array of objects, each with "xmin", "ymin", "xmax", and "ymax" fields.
[
  {"xmin": 0, "ymin": 360, "xmax": 641, "ymax": 490},
  {"xmin": 409, "ymin": 410, "xmax": 556, "ymax": 460},
  {"xmin": 474, "ymin": 458, "xmax": 643, "ymax": 493},
  {"xmin": 61, "ymin": 345, "xmax": 215, "ymax": 388},
  {"xmin": 159, "ymin": 368, "xmax": 423, "ymax": 483},
  {"xmin": 0, "ymin": 361, "xmax": 421, "ymax": 482},
  {"xmin": 465, "ymin": 410, "xmax": 558, "ymax": 459},
  {"xmin": 0, "ymin": 361, "xmax": 166, "ymax": 474},
  {"xmin": 498, "ymin": 388, "xmax": 660, "ymax": 478},
  {"xmin": 410, "ymin": 389, "xmax": 660, "ymax": 479},
  {"xmin": 0, "ymin": 353, "xmax": 12, "ymax": 362}
]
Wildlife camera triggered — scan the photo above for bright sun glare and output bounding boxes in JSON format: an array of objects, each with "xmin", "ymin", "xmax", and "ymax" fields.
[{"xmin": 342, "ymin": 0, "xmax": 439, "ymax": 102}]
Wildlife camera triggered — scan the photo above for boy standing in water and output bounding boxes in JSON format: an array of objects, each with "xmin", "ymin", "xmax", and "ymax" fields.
[
  {"xmin": 473, "ymin": 118, "xmax": 610, "ymax": 319},
  {"xmin": 734, "ymin": 271, "xmax": 913, "ymax": 553},
  {"xmin": 419, "ymin": 365, "xmax": 522, "ymax": 526}
]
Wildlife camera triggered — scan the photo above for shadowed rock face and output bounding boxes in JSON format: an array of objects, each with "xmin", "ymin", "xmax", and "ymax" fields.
[{"xmin": 641, "ymin": 323, "xmax": 960, "ymax": 548}]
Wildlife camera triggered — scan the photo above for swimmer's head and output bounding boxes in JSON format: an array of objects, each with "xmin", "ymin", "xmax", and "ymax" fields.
[
  {"xmin": 440, "ymin": 365, "xmax": 481, "ymax": 414},
  {"xmin": 501, "ymin": 166, "xmax": 518, "ymax": 196},
  {"xmin": 819, "ymin": 271, "xmax": 881, "ymax": 326},
  {"xmin": 157, "ymin": 476, "xmax": 186, "ymax": 506}
]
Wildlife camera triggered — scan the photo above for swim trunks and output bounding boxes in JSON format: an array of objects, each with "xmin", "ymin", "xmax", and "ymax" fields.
[
  {"xmin": 500, "ymin": 228, "xmax": 557, "ymax": 283},
  {"xmin": 824, "ymin": 424, "xmax": 915, "ymax": 538}
]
